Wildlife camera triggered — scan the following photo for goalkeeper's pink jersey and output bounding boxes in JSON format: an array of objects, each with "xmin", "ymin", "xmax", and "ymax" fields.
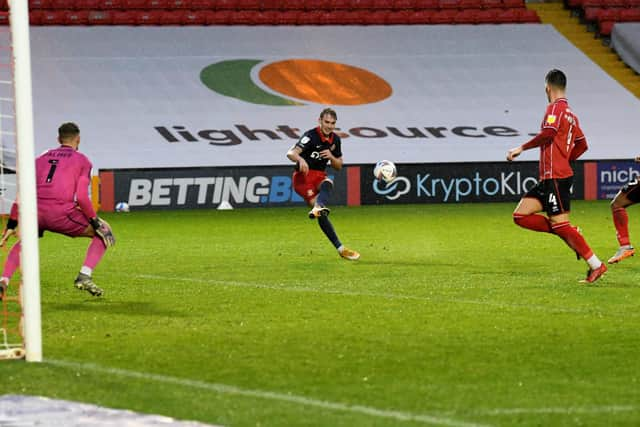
[{"xmin": 35, "ymin": 145, "xmax": 96, "ymax": 219}]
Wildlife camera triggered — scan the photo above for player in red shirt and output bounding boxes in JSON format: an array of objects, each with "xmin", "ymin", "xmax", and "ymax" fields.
[
  {"xmin": 607, "ymin": 155, "xmax": 640, "ymax": 264},
  {"xmin": 286, "ymin": 108, "xmax": 360, "ymax": 260},
  {"xmin": 0, "ymin": 123, "xmax": 115, "ymax": 299},
  {"xmin": 507, "ymin": 69, "xmax": 606, "ymax": 283}
]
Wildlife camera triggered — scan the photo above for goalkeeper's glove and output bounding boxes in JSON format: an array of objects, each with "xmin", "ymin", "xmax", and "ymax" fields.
[
  {"xmin": 0, "ymin": 218, "xmax": 18, "ymax": 248},
  {"xmin": 90, "ymin": 217, "xmax": 116, "ymax": 247}
]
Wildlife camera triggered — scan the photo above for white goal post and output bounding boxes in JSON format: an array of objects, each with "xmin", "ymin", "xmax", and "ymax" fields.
[{"xmin": 9, "ymin": 0, "xmax": 42, "ymax": 362}]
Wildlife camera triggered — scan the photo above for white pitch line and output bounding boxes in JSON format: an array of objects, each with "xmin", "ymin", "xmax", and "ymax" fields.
[
  {"xmin": 476, "ymin": 405, "xmax": 638, "ymax": 415},
  {"xmin": 135, "ymin": 274, "xmax": 636, "ymax": 317},
  {"xmin": 46, "ymin": 359, "xmax": 489, "ymax": 427}
]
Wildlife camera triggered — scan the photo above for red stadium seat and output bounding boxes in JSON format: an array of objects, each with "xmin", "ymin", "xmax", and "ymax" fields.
[
  {"xmin": 124, "ymin": 0, "xmax": 148, "ymax": 8},
  {"xmin": 474, "ymin": 8, "xmax": 498, "ymax": 22},
  {"xmin": 41, "ymin": 10, "xmax": 66, "ymax": 24},
  {"xmin": 275, "ymin": 10, "xmax": 300, "ymax": 23},
  {"xmin": 74, "ymin": 0, "xmax": 100, "ymax": 9},
  {"xmin": 206, "ymin": 9, "xmax": 231, "ymax": 23},
  {"xmin": 261, "ymin": 0, "xmax": 280, "ymax": 9},
  {"xmin": 330, "ymin": 0, "xmax": 351, "ymax": 9},
  {"xmin": 237, "ymin": 0, "xmax": 261, "ymax": 8},
  {"xmin": 29, "ymin": 0, "xmax": 52, "ymax": 9},
  {"xmin": 182, "ymin": 10, "xmax": 208, "ymax": 23},
  {"xmin": 584, "ymin": 6, "xmax": 601, "ymax": 22},
  {"xmin": 101, "ymin": 0, "xmax": 124, "ymax": 8},
  {"xmin": 602, "ymin": 0, "xmax": 626, "ymax": 7},
  {"xmin": 215, "ymin": 0, "xmax": 238, "ymax": 8},
  {"xmin": 458, "ymin": 0, "xmax": 482, "ymax": 9},
  {"xmin": 414, "ymin": 0, "xmax": 438, "ymax": 8},
  {"xmin": 407, "ymin": 8, "xmax": 432, "ymax": 22},
  {"xmin": 624, "ymin": 0, "xmax": 640, "ymax": 6},
  {"xmin": 50, "ymin": 0, "xmax": 76, "ymax": 9},
  {"xmin": 0, "ymin": 11, "xmax": 9, "ymax": 25},
  {"xmin": 366, "ymin": 9, "xmax": 389, "ymax": 23},
  {"xmin": 392, "ymin": 0, "xmax": 414, "ymax": 9},
  {"xmin": 112, "ymin": 10, "xmax": 137, "ymax": 24},
  {"xmin": 581, "ymin": 0, "xmax": 605, "ymax": 8},
  {"xmin": 430, "ymin": 8, "xmax": 457, "ymax": 22},
  {"xmin": 166, "ymin": 0, "xmax": 191, "ymax": 8},
  {"xmin": 64, "ymin": 9, "xmax": 89, "ymax": 23},
  {"xmin": 598, "ymin": 19, "xmax": 615, "ymax": 35},
  {"xmin": 190, "ymin": 0, "xmax": 215, "ymax": 8},
  {"xmin": 386, "ymin": 9, "xmax": 411, "ymax": 22},
  {"xmin": 495, "ymin": 8, "xmax": 518, "ymax": 22},
  {"xmin": 30, "ymin": 10, "xmax": 44, "ymax": 24},
  {"xmin": 253, "ymin": 10, "xmax": 278, "ymax": 23},
  {"xmin": 135, "ymin": 9, "xmax": 162, "ymax": 24},
  {"xmin": 282, "ymin": 0, "xmax": 305, "ymax": 9},
  {"xmin": 146, "ymin": 0, "xmax": 169, "ymax": 7},
  {"xmin": 596, "ymin": 7, "xmax": 620, "ymax": 24},
  {"xmin": 350, "ymin": 0, "xmax": 374, "ymax": 8},
  {"xmin": 516, "ymin": 8, "xmax": 539, "ymax": 22},
  {"xmin": 296, "ymin": 10, "xmax": 321, "ymax": 23},
  {"xmin": 160, "ymin": 10, "xmax": 185, "ymax": 24},
  {"xmin": 438, "ymin": 0, "xmax": 460, "ymax": 9},
  {"xmin": 501, "ymin": 0, "xmax": 524, "ymax": 7},
  {"xmin": 454, "ymin": 8, "xmax": 480, "ymax": 23},
  {"xmin": 619, "ymin": 8, "xmax": 640, "ymax": 21},
  {"xmin": 371, "ymin": 0, "xmax": 393, "ymax": 8},
  {"xmin": 87, "ymin": 10, "xmax": 113, "ymax": 24},
  {"xmin": 480, "ymin": 0, "xmax": 501, "ymax": 8},
  {"xmin": 305, "ymin": 0, "xmax": 331, "ymax": 10}
]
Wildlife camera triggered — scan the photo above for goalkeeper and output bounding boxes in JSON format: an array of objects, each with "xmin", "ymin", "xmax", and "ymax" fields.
[{"xmin": 0, "ymin": 122, "xmax": 114, "ymax": 299}]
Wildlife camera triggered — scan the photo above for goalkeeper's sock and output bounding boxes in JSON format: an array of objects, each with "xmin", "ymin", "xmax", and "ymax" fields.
[
  {"xmin": 80, "ymin": 266, "xmax": 93, "ymax": 276},
  {"xmin": 318, "ymin": 215, "xmax": 342, "ymax": 249},
  {"xmin": 1, "ymin": 241, "xmax": 20, "ymax": 280},
  {"xmin": 82, "ymin": 236, "xmax": 107, "ymax": 269},
  {"xmin": 316, "ymin": 180, "xmax": 333, "ymax": 207}
]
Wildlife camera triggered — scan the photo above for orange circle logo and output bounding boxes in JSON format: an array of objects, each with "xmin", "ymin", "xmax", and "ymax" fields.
[{"xmin": 200, "ymin": 58, "xmax": 393, "ymax": 106}]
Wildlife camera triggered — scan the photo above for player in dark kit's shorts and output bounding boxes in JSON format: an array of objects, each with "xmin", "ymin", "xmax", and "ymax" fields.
[
  {"xmin": 507, "ymin": 69, "xmax": 606, "ymax": 283},
  {"xmin": 524, "ymin": 177, "xmax": 573, "ymax": 216},
  {"xmin": 607, "ymin": 155, "xmax": 640, "ymax": 264},
  {"xmin": 286, "ymin": 108, "xmax": 359, "ymax": 260}
]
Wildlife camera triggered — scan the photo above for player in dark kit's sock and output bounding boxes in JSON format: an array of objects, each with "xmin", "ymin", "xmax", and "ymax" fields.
[{"xmin": 318, "ymin": 215, "xmax": 341, "ymax": 249}]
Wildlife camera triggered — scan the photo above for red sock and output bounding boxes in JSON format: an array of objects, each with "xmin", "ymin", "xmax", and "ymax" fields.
[
  {"xmin": 513, "ymin": 213, "xmax": 553, "ymax": 233},
  {"xmin": 612, "ymin": 207, "xmax": 631, "ymax": 246},
  {"xmin": 552, "ymin": 221, "xmax": 594, "ymax": 260}
]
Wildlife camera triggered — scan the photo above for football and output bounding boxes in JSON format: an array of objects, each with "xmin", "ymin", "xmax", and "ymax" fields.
[
  {"xmin": 115, "ymin": 201, "xmax": 130, "ymax": 213},
  {"xmin": 373, "ymin": 160, "xmax": 397, "ymax": 183}
]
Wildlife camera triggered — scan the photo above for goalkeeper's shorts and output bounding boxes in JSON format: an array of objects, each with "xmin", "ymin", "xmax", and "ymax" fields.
[{"xmin": 37, "ymin": 201, "xmax": 89, "ymax": 237}]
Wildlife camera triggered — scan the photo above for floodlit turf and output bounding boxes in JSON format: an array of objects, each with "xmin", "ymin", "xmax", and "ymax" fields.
[{"xmin": 0, "ymin": 201, "xmax": 639, "ymax": 427}]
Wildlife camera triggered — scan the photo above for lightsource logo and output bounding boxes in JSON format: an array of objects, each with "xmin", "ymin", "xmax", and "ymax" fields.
[
  {"xmin": 373, "ymin": 176, "xmax": 411, "ymax": 200},
  {"xmin": 200, "ymin": 59, "xmax": 392, "ymax": 106}
]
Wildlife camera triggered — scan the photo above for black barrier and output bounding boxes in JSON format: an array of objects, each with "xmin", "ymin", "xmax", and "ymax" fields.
[
  {"xmin": 361, "ymin": 161, "xmax": 585, "ymax": 204},
  {"xmin": 111, "ymin": 166, "xmax": 347, "ymax": 210}
]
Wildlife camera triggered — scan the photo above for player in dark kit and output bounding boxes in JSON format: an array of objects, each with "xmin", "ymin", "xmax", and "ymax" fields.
[
  {"xmin": 507, "ymin": 69, "xmax": 606, "ymax": 283},
  {"xmin": 286, "ymin": 108, "xmax": 360, "ymax": 260},
  {"xmin": 607, "ymin": 155, "xmax": 640, "ymax": 264}
]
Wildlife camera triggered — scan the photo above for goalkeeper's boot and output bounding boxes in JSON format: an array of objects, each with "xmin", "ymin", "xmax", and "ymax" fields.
[
  {"xmin": 579, "ymin": 263, "xmax": 607, "ymax": 284},
  {"xmin": 308, "ymin": 205, "xmax": 330, "ymax": 219},
  {"xmin": 339, "ymin": 247, "xmax": 360, "ymax": 261},
  {"xmin": 607, "ymin": 246, "xmax": 635, "ymax": 264},
  {"xmin": 74, "ymin": 273, "xmax": 104, "ymax": 297}
]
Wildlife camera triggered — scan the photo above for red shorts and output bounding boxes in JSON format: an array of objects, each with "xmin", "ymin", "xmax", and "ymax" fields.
[
  {"xmin": 37, "ymin": 201, "xmax": 89, "ymax": 238},
  {"xmin": 293, "ymin": 170, "xmax": 328, "ymax": 203}
]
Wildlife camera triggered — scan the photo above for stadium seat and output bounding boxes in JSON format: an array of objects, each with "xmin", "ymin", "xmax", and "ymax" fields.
[
  {"xmin": 124, "ymin": 0, "xmax": 148, "ymax": 8},
  {"xmin": 367, "ymin": 9, "xmax": 389, "ymax": 23},
  {"xmin": 458, "ymin": 0, "xmax": 482, "ymax": 9},
  {"xmin": 596, "ymin": 7, "xmax": 620, "ymax": 24},
  {"xmin": 454, "ymin": 8, "xmax": 480, "ymax": 23},
  {"xmin": 275, "ymin": 10, "xmax": 300, "ymax": 23},
  {"xmin": 371, "ymin": 0, "xmax": 393, "ymax": 8},
  {"xmin": 50, "ymin": 0, "xmax": 75, "ymax": 9},
  {"xmin": 102, "ymin": 0, "xmax": 124, "ymax": 8},
  {"xmin": 618, "ymin": 7, "xmax": 640, "ymax": 21},
  {"xmin": 598, "ymin": 19, "xmax": 615, "ymax": 35},
  {"xmin": 87, "ymin": 10, "xmax": 113, "ymax": 24},
  {"xmin": 190, "ymin": 0, "xmax": 215, "ymax": 8},
  {"xmin": 495, "ymin": 8, "xmax": 518, "ymax": 22},
  {"xmin": 146, "ymin": 0, "xmax": 169, "ymax": 8},
  {"xmin": 439, "ymin": 0, "xmax": 461, "ymax": 9},
  {"xmin": 135, "ymin": 9, "xmax": 162, "ymax": 24},
  {"xmin": 29, "ymin": 10, "xmax": 43, "ymax": 24},
  {"xmin": 414, "ymin": 0, "xmax": 439, "ymax": 9},
  {"xmin": 305, "ymin": 0, "xmax": 331, "ymax": 10},
  {"xmin": 283, "ymin": 0, "xmax": 306, "ymax": 9},
  {"xmin": 392, "ymin": 0, "xmax": 414, "ymax": 9},
  {"xmin": 583, "ymin": 6, "xmax": 600, "ymax": 22},
  {"xmin": 430, "ymin": 8, "xmax": 457, "ymax": 22},
  {"xmin": 480, "ymin": 0, "xmax": 501, "ymax": 8},
  {"xmin": 227, "ymin": 10, "xmax": 254, "ymax": 24},
  {"xmin": 160, "ymin": 10, "xmax": 185, "ymax": 24},
  {"xmin": 206, "ymin": 9, "xmax": 231, "ymax": 23},
  {"xmin": 603, "ymin": 0, "xmax": 626, "ymax": 7},
  {"xmin": 516, "ymin": 8, "xmax": 540, "ymax": 22},
  {"xmin": 406, "ymin": 9, "xmax": 432, "ymax": 23},
  {"xmin": 261, "ymin": 0, "xmax": 280, "ymax": 9},
  {"xmin": 501, "ymin": 0, "xmax": 524, "ymax": 8},
  {"xmin": 166, "ymin": 0, "xmax": 192, "ymax": 8},
  {"xmin": 386, "ymin": 9, "xmax": 411, "ymax": 22},
  {"xmin": 581, "ymin": 0, "xmax": 605, "ymax": 8},
  {"xmin": 624, "ymin": 0, "xmax": 640, "ymax": 6},
  {"xmin": 215, "ymin": 0, "xmax": 238, "ymax": 8},
  {"xmin": 330, "ymin": 0, "xmax": 351, "ymax": 9},
  {"xmin": 252, "ymin": 10, "xmax": 277, "ymax": 23},
  {"xmin": 112, "ymin": 10, "xmax": 137, "ymax": 24},
  {"xmin": 64, "ymin": 9, "xmax": 89, "ymax": 24},
  {"xmin": 74, "ymin": 0, "xmax": 100, "ymax": 9},
  {"xmin": 40, "ymin": 10, "xmax": 66, "ymax": 24},
  {"xmin": 182, "ymin": 10, "xmax": 208, "ymax": 24},
  {"xmin": 350, "ymin": 0, "xmax": 374, "ymax": 8},
  {"xmin": 29, "ymin": 0, "xmax": 52, "ymax": 9},
  {"xmin": 0, "ymin": 11, "xmax": 8, "ymax": 25},
  {"xmin": 474, "ymin": 8, "xmax": 498, "ymax": 23},
  {"xmin": 297, "ymin": 10, "xmax": 322, "ymax": 24},
  {"xmin": 238, "ymin": 0, "xmax": 261, "ymax": 8}
]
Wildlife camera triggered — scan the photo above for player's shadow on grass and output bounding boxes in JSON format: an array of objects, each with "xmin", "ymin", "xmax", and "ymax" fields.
[{"xmin": 46, "ymin": 301, "xmax": 187, "ymax": 317}]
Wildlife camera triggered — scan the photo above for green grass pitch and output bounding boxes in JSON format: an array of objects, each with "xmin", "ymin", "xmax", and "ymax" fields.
[{"xmin": 0, "ymin": 201, "xmax": 639, "ymax": 427}]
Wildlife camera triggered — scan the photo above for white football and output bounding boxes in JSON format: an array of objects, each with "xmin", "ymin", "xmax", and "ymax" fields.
[
  {"xmin": 373, "ymin": 160, "xmax": 397, "ymax": 183},
  {"xmin": 115, "ymin": 201, "xmax": 130, "ymax": 213}
]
